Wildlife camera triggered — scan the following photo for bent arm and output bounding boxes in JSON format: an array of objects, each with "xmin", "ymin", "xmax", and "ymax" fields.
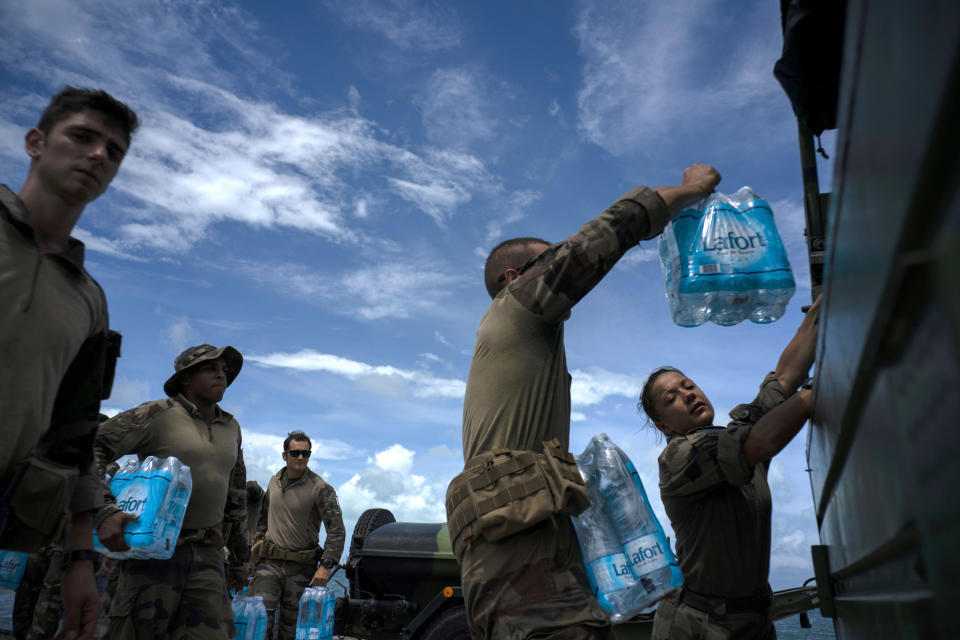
[
  {"xmin": 743, "ymin": 388, "xmax": 812, "ymax": 465},
  {"xmin": 317, "ymin": 485, "xmax": 345, "ymax": 564}
]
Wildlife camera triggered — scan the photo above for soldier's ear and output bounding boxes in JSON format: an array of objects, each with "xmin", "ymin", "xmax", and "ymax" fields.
[
  {"xmin": 25, "ymin": 128, "xmax": 45, "ymax": 160},
  {"xmin": 504, "ymin": 268, "xmax": 520, "ymax": 283}
]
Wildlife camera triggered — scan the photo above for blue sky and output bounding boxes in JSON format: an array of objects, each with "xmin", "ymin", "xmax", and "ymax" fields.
[{"xmin": 1, "ymin": 0, "xmax": 836, "ymax": 590}]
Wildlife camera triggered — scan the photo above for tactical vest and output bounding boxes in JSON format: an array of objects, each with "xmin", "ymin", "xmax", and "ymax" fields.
[
  {"xmin": 0, "ymin": 456, "xmax": 77, "ymax": 552},
  {"xmin": 445, "ymin": 439, "xmax": 589, "ymax": 562}
]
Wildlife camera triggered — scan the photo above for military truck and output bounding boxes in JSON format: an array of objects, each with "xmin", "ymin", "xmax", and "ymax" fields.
[{"xmin": 334, "ymin": 508, "xmax": 818, "ymax": 640}]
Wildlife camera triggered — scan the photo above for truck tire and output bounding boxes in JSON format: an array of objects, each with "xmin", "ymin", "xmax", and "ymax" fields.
[
  {"xmin": 419, "ymin": 605, "xmax": 470, "ymax": 640},
  {"xmin": 348, "ymin": 508, "xmax": 396, "ymax": 559}
]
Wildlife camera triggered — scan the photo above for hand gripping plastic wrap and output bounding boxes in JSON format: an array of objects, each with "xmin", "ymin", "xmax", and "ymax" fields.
[
  {"xmin": 658, "ymin": 186, "xmax": 795, "ymax": 327},
  {"xmin": 231, "ymin": 594, "xmax": 268, "ymax": 640},
  {"xmin": 295, "ymin": 586, "xmax": 336, "ymax": 640},
  {"xmin": 571, "ymin": 433, "xmax": 682, "ymax": 623},
  {"xmin": 93, "ymin": 455, "xmax": 192, "ymax": 560}
]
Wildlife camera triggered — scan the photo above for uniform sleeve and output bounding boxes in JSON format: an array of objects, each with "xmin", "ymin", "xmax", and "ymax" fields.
[
  {"xmin": 727, "ymin": 372, "xmax": 788, "ymax": 428},
  {"xmin": 42, "ymin": 329, "xmax": 117, "ymax": 514},
  {"xmin": 224, "ymin": 439, "xmax": 250, "ymax": 568},
  {"xmin": 507, "ymin": 187, "xmax": 670, "ymax": 323},
  {"xmin": 92, "ymin": 403, "xmax": 158, "ymax": 529},
  {"xmin": 255, "ymin": 484, "xmax": 269, "ymax": 542},
  {"xmin": 317, "ymin": 484, "xmax": 345, "ymax": 564}
]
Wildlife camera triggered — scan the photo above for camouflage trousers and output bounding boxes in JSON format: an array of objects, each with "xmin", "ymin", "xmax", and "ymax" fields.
[
  {"xmin": 460, "ymin": 514, "xmax": 613, "ymax": 640},
  {"xmin": 248, "ymin": 558, "xmax": 315, "ymax": 640},
  {"xmin": 652, "ymin": 593, "xmax": 777, "ymax": 640},
  {"xmin": 12, "ymin": 546, "xmax": 62, "ymax": 640},
  {"xmin": 102, "ymin": 542, "xmax": 235, "ymax": 640}
]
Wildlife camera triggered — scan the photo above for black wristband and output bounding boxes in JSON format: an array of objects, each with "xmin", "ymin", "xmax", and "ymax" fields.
[
  {"xmin": 62, "ymin": 549, "xmax": 101, "ymax": 569},
  {"xmin": 320, "ymin": 557, "xmax": 335, "ymax": 570}
]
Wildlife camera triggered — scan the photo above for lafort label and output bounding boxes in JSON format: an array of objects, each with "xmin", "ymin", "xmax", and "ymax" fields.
[
  {"xmin": 587, "ymin": 553, "xmax": 635, "ymax": 593},
  {"xmin": 703, "ymin": 230, "xmax": 767, "ymax": 254},
  {"xmin": 116, "ymin": 483, "xmax": 150, "ymax": 515},
  {"xmin": 622, "ymin": 533, "xmax": 670, "ymax": 575}
]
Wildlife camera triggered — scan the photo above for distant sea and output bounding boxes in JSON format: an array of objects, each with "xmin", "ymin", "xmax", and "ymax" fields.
[{"xmin": 776, "ymin": 612, "xmax": 837, "ymax": 639}]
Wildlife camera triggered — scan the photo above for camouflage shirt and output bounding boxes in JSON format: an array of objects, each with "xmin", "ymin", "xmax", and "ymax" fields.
[
  {"xmin": 462, "ymin": 187, "xmax": 670, "ymax": 460},
  {"xmin": 256, "ymin": 467, "xmax": 345, "ymax": 565},
  {"xmin": 94, "ymin": 394, "xmax": 249, "ymax": 566},
  {"xmin": 0, "ymin": 185, "xmax": 108, "ymax": 513},
  {"xmin": 658, "ymin": 373, "xmax": 788, "ymax": 599}
]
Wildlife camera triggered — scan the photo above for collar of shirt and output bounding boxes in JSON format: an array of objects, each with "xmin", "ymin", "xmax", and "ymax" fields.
[
  {"xmin": 0, "ymin": 184, "xmax": 88, "ymax": 274},
  {"xmin": 174, "ymin": 393, "xmax": 233, "ymax": 423},
  {"xmin": 666, "ymin": 425, "xmax": 724, "ymax": 442},
  {"xmin": 278, "ymin": 466, "xmax": 314, "ymax": 490}
]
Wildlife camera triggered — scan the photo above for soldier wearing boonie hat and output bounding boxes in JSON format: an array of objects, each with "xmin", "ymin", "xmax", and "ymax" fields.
[{"xmin": 93, "ymin": 344, "xmax": 251, "ymax": 640}]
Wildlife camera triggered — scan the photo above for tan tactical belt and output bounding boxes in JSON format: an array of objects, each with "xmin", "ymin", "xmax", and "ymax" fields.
[
  {"xmin": 445, "ymin": 439, "xmax": 589, "ymax": 562},
  {"xmin": 259, "ymin": 539, "xmax": 322, "ymax": 566}
]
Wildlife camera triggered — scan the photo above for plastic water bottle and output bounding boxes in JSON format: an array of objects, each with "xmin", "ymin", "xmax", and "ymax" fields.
[
  {"xmin": 94, "ymin": 456, "xmax": 192, "ymax": 560},
  {"xmin": 573, "ymin": 434, "xmax": 682, "ymax": 618},
  {"xmin": 658, "ymin": 186, "xmax": 795, "ymax": 327},
  {"xmin": 0, "ymin": 550, "xmax": 29, "ymax": 591},
  {"xmin": 569, "ymin": 472, "xmax": 640, "ymax": 623},
  {"xmin": 231, "ymin": 595, "xmax": 267, "ymax": 640},
  {"xmin": 296, "ymin": 586, "xmax": 336, "ymax": 640}
]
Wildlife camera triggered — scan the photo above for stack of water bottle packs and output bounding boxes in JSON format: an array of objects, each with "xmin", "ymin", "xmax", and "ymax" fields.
[
  {"xmin": 296, "ymin": 586, "xmax": 336, "ymax": 640},
  {"xmin": 0, "ymin": 550, "xmax": 29, "ymax": 591},
  {"xmin": 93, "ymin": 456, "xmax": 192, "ymax": 560},
  {"xmin": 658, "ymin": 186, "xmax": 796, "ymax": 327},
  {"xmin": 231, "ymin": 594, "xmax": 268, "ymax": 640},
  {"xmin": 571, "ymin": 433, "xmax": 683, "ymax": 623}
]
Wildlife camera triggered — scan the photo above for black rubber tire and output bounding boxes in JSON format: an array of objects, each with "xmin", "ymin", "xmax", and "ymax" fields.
[
  {"xmin": 348, "ymin": 508, "xmax": 396, "ymax": 560},
  {"xmin": 418, "ymin": 605, "xmax": 471, "ymax": 640}
]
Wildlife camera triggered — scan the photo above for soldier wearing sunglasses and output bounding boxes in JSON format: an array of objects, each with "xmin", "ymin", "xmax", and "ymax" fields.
[{"xmin": 250, "ymin": 430, "xmax": 345, "ymax": 639}]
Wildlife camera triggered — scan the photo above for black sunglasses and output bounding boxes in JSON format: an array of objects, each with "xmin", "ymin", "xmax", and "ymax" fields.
[{"xmin": 286, "ymin": 450, "xmax": 311, "ymax": 459}]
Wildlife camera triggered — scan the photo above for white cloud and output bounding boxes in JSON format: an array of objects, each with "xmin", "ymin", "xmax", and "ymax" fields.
[
  {"xmin": 324, "ymin": 0, "xmax": 463, "ymax": 52},
  {"xmin": 72, "ymin": 227, "xmax": 146, "ymax": 261},
  {"xmin": 165, "ymin": 316, "xmax": 198, "ymax": 352},
  {"xmin": 108, "ymin": 377, "xmax": 151, "ymax": 408},
  {"xmin": 573, "ymin": 1, "xmax": 787, "ymax": 157},
  {"xmin": 617, "ymin": 246, "xmax": 661, "ymax": 266},
  {"xmin": 570, "ymin": 367, "xmax": 641, "ymax": 407},
  {"xmin": 236, "ymin": 258, "xmax": 465, "ymax": 320},
  {"xmin": 571, "ymin": 411, "xmax": 587, "ymax": 422},
  {"xmin": 338, "ymin": 444, "xmax": 447, "ymax": 525},
  {"xmin": 417, "ymin": 67, "xmax": 499, "ymax": 149},
  {"xmin": 548, "ymin": 98, "xmax": 561, "ymax": 118},
  {"xmin": 0, "ymin": 0, "xmax": 498, "ymax": 254},
  {"xmin": 248, "ymin": 349, "xmax": 466, "ymax": 399},
  {"xmin": 483, "ymin": 189, "xmax": 543, "ymax": 245}
]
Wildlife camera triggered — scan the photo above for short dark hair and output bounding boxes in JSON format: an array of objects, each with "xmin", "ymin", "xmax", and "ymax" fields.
[
  {"xmin": 637, "ymin": 366, "xmax": 685, "ymax": 423},
  {"xmin": 37, "ymin": 86, "xmax": 139, "ymax": 146},
  {"xmin": 483, "ymin": 237, "xmax": 549, "ymax": 298},
  {"xmin": 283, "ymin": 430, "xmax": 312, "ymax": 451}
]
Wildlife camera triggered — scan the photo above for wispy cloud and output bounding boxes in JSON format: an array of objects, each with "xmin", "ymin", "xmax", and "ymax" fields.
[
  {"xmin": 416, "ymin": 67, "xmax": 504, "ymax": 149},
  {"xmin": 248, "ymin": 349, "xmax": 466, "ymax": 399},
  {"xmin": 323, "ymin": 0, "xmax": 463, "ymax": 52},
  {"xmin": 0, "ymin": 0, "xmax": 497, "ymax": 254},
  {"xmin": 235, "ymin": 257, "xmax": 465, "ymax": 320},
  {"xmin": 570, "ymin": 367, "xmax": 641, "ymax": 407},
  {"xmin": 573, "ymin": 0, "xmax": 787, "ymax": 157}
]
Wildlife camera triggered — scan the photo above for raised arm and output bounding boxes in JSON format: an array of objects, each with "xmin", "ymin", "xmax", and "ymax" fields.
[{"xmin": 743, "ymin": 297, "xmax": 821, "ymax": 465}]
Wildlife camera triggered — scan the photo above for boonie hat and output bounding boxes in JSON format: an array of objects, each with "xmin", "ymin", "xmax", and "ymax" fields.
[{"xmin": 163, "ymin": 344, "xmax": 243, "ymax": 397}]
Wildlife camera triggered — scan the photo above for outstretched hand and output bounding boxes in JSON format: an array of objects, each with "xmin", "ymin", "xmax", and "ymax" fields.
[
  {"xmin": 681, "ymin": 163, "xmax": 722, "ymax": 197},
  {"xmin": 775, "ymin": 295, "xmax": 822, "ymax": 392}
]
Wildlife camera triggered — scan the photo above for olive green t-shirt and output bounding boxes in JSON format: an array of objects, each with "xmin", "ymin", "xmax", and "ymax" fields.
[
  {"xmin": 462, "ymin": 187, "xmax": 670, "ymax": 461},
  {"xmin": 0, "ymin": 185, "xmax": 108, "ymax": 513},
  {"xmin": 658, "ymin": 373, "xmax": 787, "ymax": 598}
]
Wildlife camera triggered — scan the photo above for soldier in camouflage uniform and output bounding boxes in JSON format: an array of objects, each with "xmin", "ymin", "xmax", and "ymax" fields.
[
  {"xmin": 639, "ymin": 298, "xmax": 821, "ymax": 640},
  {"xmin": 1, "ymin": 88, "xmax": 139, "ymax": 640},
  {"xmin": 94, "ymin": 344, "xmax": 251, "ymax": 639},
  {"xmin": 249, "ymin": 431, "xmax": 345, "ymax": 639},
  {"xmin": 450, "ymin": 165, "xmax": 722, "ymax": 639}
]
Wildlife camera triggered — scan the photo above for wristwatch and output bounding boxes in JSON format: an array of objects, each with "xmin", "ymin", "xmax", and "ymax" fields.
[
  {"xmin": 320, "ymin": 557, "xmax": 335, "ymax": 570},
  {"xmin": 62, "ymin": 549, "xmax": 101, "ymax": 569}
]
